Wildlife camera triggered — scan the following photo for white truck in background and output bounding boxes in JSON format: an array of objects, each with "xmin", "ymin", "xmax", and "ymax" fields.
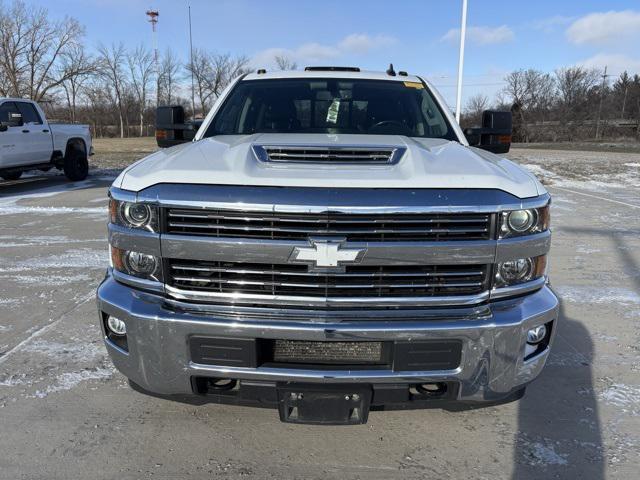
[{"xmin": 0, "ymin": 98, "xmax": 92, "ymax": 182}]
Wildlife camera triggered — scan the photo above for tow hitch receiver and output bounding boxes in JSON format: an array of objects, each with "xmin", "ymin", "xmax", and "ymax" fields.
[{"xmin": 277, "ymin": 384, "xmax": 372, "ymax": 425}]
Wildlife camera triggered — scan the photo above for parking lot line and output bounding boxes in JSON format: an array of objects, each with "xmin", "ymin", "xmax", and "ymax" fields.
[{"xmin": 549, "ymin": 186, "xmax": 640, "ymax": 209}]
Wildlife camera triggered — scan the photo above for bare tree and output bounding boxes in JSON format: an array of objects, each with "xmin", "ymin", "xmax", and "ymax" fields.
[
  {"xmin": 555, "ymin": 66, "xmax": 600, "ymax": 112},
  {"xmin": 185, "ymin": 50, "xmax": 250, "ymax": 114},
  {"xmin": 554, "ymin": 66, "xmax": 600, "ymax": 139},
  {"xmin": 0, "ymin": 0, "xmax": 89, "ymax": 101},
  {"xmin": 186, "ymin": 48, "xmax": 214, "ymax": 116},
  {"xmin": 157, "ymin": 48, "xmax": 181, "ymax": 106},
  {"xmin": 274, "ymin": 55, "xmax": 297, "ymax": 70},
  {"xmin": 464, "ymin": 93, "xmax": 489, "ymax": 126},
  {"xmin": 127, "ymin": 45, "xmax": 154, "ymax": 136},
  {"xmin": 502, "ymin": 69, "xmax": 556, "ymax": 141},
  {"xmin": 59, "ymin": 44, "xmax": 96, "ymax": 122},
  {"xmin": 98, "ymin": 43, "xmax": 127, "ymax": 138},
  {"xmin": 211, "ymin": 53, "xmax": 250, "ymax": 98}
]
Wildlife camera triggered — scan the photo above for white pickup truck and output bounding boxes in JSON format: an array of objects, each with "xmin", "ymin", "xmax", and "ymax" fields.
[
  {"xmin": 0, "ymin": 98, "xmax": 92, "ymax": 181},
  {"xmin": 98, "ymin": 67, "xmax": 558, "ymax": 425}
]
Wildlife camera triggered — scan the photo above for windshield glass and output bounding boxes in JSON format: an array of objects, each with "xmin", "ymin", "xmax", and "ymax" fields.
[{"xmin": 205, "ymin": 78, "xmax": 457, "ymax": 140}]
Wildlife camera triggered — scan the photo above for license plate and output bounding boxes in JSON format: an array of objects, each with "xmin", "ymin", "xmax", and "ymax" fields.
[{"xmin": 277, "ymin": 384, "xmax": 372, "ymax": 425}]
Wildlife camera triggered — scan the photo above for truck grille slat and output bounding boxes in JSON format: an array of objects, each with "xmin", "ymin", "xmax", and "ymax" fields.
[
  {"xmin": 165, "ymin": 209, "xmax": 492, "ymax": 242},
  {"xmin": 168, "ymin": 260, "xmax": 490, "ymax": 299},
  {"xmin": 170, "ymin": 264, "xmax": 485, "ymax": 278}
]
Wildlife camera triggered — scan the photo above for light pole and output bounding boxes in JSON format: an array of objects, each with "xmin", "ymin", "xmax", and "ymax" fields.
[
  {"xmin": 188, "ymin": 5, "xmax": 196, "ymax": 118},
  {"xmin": 455, "ymin": 0, "xmax": 468, "ymax": 124}
]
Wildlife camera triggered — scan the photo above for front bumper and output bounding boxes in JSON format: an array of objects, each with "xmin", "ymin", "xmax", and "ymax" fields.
[{"xmin": 97, "ymin": 273, "xmax": 559, "ymax": 405}]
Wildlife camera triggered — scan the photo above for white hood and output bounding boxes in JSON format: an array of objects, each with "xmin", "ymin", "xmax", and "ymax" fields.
[{"xmin": 114, "ymin": 134, "xmax": 544, "ymax": 198}]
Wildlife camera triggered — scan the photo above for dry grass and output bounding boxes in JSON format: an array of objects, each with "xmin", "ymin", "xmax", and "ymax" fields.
[{"xmin": 90, "ymin": 137, "xmax": 159, "ymax": 170}]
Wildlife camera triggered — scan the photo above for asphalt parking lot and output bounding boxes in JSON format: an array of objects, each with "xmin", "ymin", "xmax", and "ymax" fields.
[{"xmin": 1, "ymin": 144, "xmax": 639, "ymax": 479}]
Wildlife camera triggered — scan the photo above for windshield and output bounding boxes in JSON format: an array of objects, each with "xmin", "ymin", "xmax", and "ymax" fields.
[{"xmin": 204, "ymin": 78, "xmax": 457, "ymax": 140}]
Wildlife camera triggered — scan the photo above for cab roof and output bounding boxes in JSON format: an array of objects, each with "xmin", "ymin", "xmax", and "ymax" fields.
[{"xmin": 243, "ymin": 69, "xmax": 424, "ymax": 83}]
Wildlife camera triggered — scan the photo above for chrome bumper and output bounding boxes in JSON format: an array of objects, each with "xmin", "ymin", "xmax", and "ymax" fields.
[{"xmin": 97, "ymin": 274, "xmax": 559, "ymax": 403}]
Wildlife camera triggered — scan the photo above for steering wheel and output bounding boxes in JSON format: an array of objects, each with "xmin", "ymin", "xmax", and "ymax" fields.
[{"xmin": 368, "ymin": 120, "xmax": 407, "ymax": 133}]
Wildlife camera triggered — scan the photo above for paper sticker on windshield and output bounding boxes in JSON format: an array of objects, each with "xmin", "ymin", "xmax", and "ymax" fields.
[
  {"xmin": 403, "ymin": 81, "xmax": 424, "ymax": 89},
  {"xmin": 326, "ymin": 99, "xmax": 340, "ymax": 124}
]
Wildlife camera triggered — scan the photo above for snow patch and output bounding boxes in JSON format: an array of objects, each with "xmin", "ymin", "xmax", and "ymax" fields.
[
  {"xmin": 32, "ymin": 367, "xmax": 114, "ymax": 398},
  {"xmin": 519, "ymin": 437, "xmax": 569, "ymax": 466},
  {"xmin": 555, "ymin": 286, "xmax": 640, "ymax": 305},
  {"xmin": 0, "ymin": 235, "xmax": 104, "ymax": 248},
  {"xmin": 9, "ymin": 273, "xmax": 93, "ymax": 286},
  {"xmin": 599, "ymin": 384, "xmax": 640, "ymax": 410},
  {"xmin": 16, "ymin": 248, "xmax": 108, "ymax": 270},
  {"xmin": 21, "ymin": 340, "xmax": 103, "ymax": 361},
  {"xmin": 0, "ymin": 298, "xmax": 21, "ymax": 307},
  {"xmin": 0, "ymin": 205, "xmax": 106, "ymax": 216},
  {"xmin": 0, "ymin": 179, "xmax": 108, "ymax": 217},
  {"xmin": 576, "ymin": 245, "xmax": 601, "ymax": 254}
]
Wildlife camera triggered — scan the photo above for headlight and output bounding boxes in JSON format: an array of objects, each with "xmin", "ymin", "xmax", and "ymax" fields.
[
  {"xmin": 111, "ymin": 246, "xmax": 162, "ymax": 281},
  {"xmin": 500, "ymin": 205, "xmax": 549, "ymax": 238},
  {"xmin": 495, "ymin": 255, "xmax": 547, "ymax": 288},
  {"xmin": 109, "ymin": 198, "xmax": 158, "ymax": 232},
  {"xmin": 123, "ymin": 203, "xmax": 151, "ymax": 227},
  {"xmin": 507, "ymin": 209, "xmax": 536, "ymax": 232}
]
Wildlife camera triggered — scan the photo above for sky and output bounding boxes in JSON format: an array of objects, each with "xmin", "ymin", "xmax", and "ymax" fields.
[{"xmin": 29, "ymin": 0, "xmax": 640, "ymax": 108}]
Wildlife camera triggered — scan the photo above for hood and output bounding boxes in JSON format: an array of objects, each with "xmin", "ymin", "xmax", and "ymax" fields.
[{"xmin": 115, "ymin": 133, "xmax": 543, "ymax": 198}]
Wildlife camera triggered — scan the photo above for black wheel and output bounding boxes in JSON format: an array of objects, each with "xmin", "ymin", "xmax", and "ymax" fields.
[
  {"xmin": 1, "ymin": 171, "xmax": 22, "ymax": 181},
  {"xmin": 63, "ymin": 148, "xmax": 89, "ymax": 181}
]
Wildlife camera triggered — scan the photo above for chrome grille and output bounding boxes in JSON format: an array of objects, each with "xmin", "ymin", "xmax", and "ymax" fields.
[
  {"xmin": 167, "ymin": 260, "xmax": 490, "ymax": 299},
  {"xmin": 252, "ymin": 145, "xmax": 405, "ymax": 164},
  {"xmin": 165, "ymin": 210, "xmax": 492, "ymax": 241}
]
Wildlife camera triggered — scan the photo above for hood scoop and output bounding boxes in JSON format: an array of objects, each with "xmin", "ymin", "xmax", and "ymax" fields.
[{"xmin": 252, "ymin": 144, "xmax": 406, "ymax": 165}]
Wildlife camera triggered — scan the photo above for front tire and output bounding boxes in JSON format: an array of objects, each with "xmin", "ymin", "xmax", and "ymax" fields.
[
  {"xmin": 1, "ymin": 171, "xmax": 22, "ymax": 181},
  {"xmin": 63, "ymin": 148, "xmax": 89, "ymax": 181}
]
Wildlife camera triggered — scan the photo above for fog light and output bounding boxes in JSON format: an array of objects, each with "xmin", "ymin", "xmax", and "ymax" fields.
[
  {"xmin": 125, "ymin": 251, "xmax": 157, "ymax": 275},
  {"xmin": 526, "ymin": 325, "xmax": 547, "ymax": 345},
  {"xmin": 107, "ymin": 316, "xmax": 126, "ymax": 335}
]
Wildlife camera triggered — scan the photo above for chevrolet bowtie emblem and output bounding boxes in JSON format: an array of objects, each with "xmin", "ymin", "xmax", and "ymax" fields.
[{"xmin": 290, "ymin": 238, "xmax": 365, "ymax": 270}]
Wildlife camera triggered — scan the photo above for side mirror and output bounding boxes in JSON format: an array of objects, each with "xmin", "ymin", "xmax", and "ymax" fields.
[
  {"xmin": 155, "ymin": 105, "xmax": 195, "ymax": 148},
  {"xmin": 464, "ymin": 110, "xmax": 512, "ymax": 154}
]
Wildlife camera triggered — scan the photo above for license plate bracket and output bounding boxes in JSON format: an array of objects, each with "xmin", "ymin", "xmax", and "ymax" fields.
[{"xmin": 277, "ymin": 383, "xmax": 372, "ymax": 425}]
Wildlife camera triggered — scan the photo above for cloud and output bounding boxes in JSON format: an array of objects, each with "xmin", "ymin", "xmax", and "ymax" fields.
[
  {"xmin": 252, "ymin": 34, "xmax": 397, "ymax": 69},
  {"xmin": 338, "ymin": 34, "xmax": 397, "ymax": 54},
  {"xmin": 441, "ymin": 25, "xmax": 514, "ymax": 46},
  {"xmin": 530, "ymin": 15, "xmax": 575, "ymax": 33},
  {"xmin": 577, "ymin": 53, "xmax": 640, "ymax": 75},
  {"xmin": 566, "ymin": 10, "xmax": 640, "ymax": 46}
]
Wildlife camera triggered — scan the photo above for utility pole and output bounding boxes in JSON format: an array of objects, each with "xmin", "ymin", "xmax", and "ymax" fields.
[
  {"xmin": 621, "ymin": 84, "xmax": 628, "ymax": 119},
  {"xmin": 455, "ymin": 0, "xmax": 468, "ymax": 124},
  {"xmin": 595, "ymin": 66, "xmax": 610, "ymax": 140},
  {"xmin": 188, "ymin": 5, "xmax": 196, "ymax": 118},
  {"xmin": 146, "ymin": 9, "xmax": 160, "ymax": 105}
]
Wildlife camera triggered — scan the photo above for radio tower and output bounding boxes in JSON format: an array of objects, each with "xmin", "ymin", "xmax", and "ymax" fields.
[{"xmin": 146, "ymin": 9, "xmax": 160, "ymax": 104}]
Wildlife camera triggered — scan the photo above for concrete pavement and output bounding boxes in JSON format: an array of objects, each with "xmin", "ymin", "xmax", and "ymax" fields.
[{"xmin": 0, "ymin": 154, "xmax": 639, "ymax": 479}]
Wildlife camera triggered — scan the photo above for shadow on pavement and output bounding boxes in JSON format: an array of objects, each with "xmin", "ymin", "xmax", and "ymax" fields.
[
  {"xmin": 512, "ymin": 300, "xmax": 604, "ymax": 477},
  {"xmin": 0, "ymin": 171, "xmax": 115, "ymax": 198},
  {"xmin": 513, "ymin": 223, "xmax": 640, "ymax": 477}
]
